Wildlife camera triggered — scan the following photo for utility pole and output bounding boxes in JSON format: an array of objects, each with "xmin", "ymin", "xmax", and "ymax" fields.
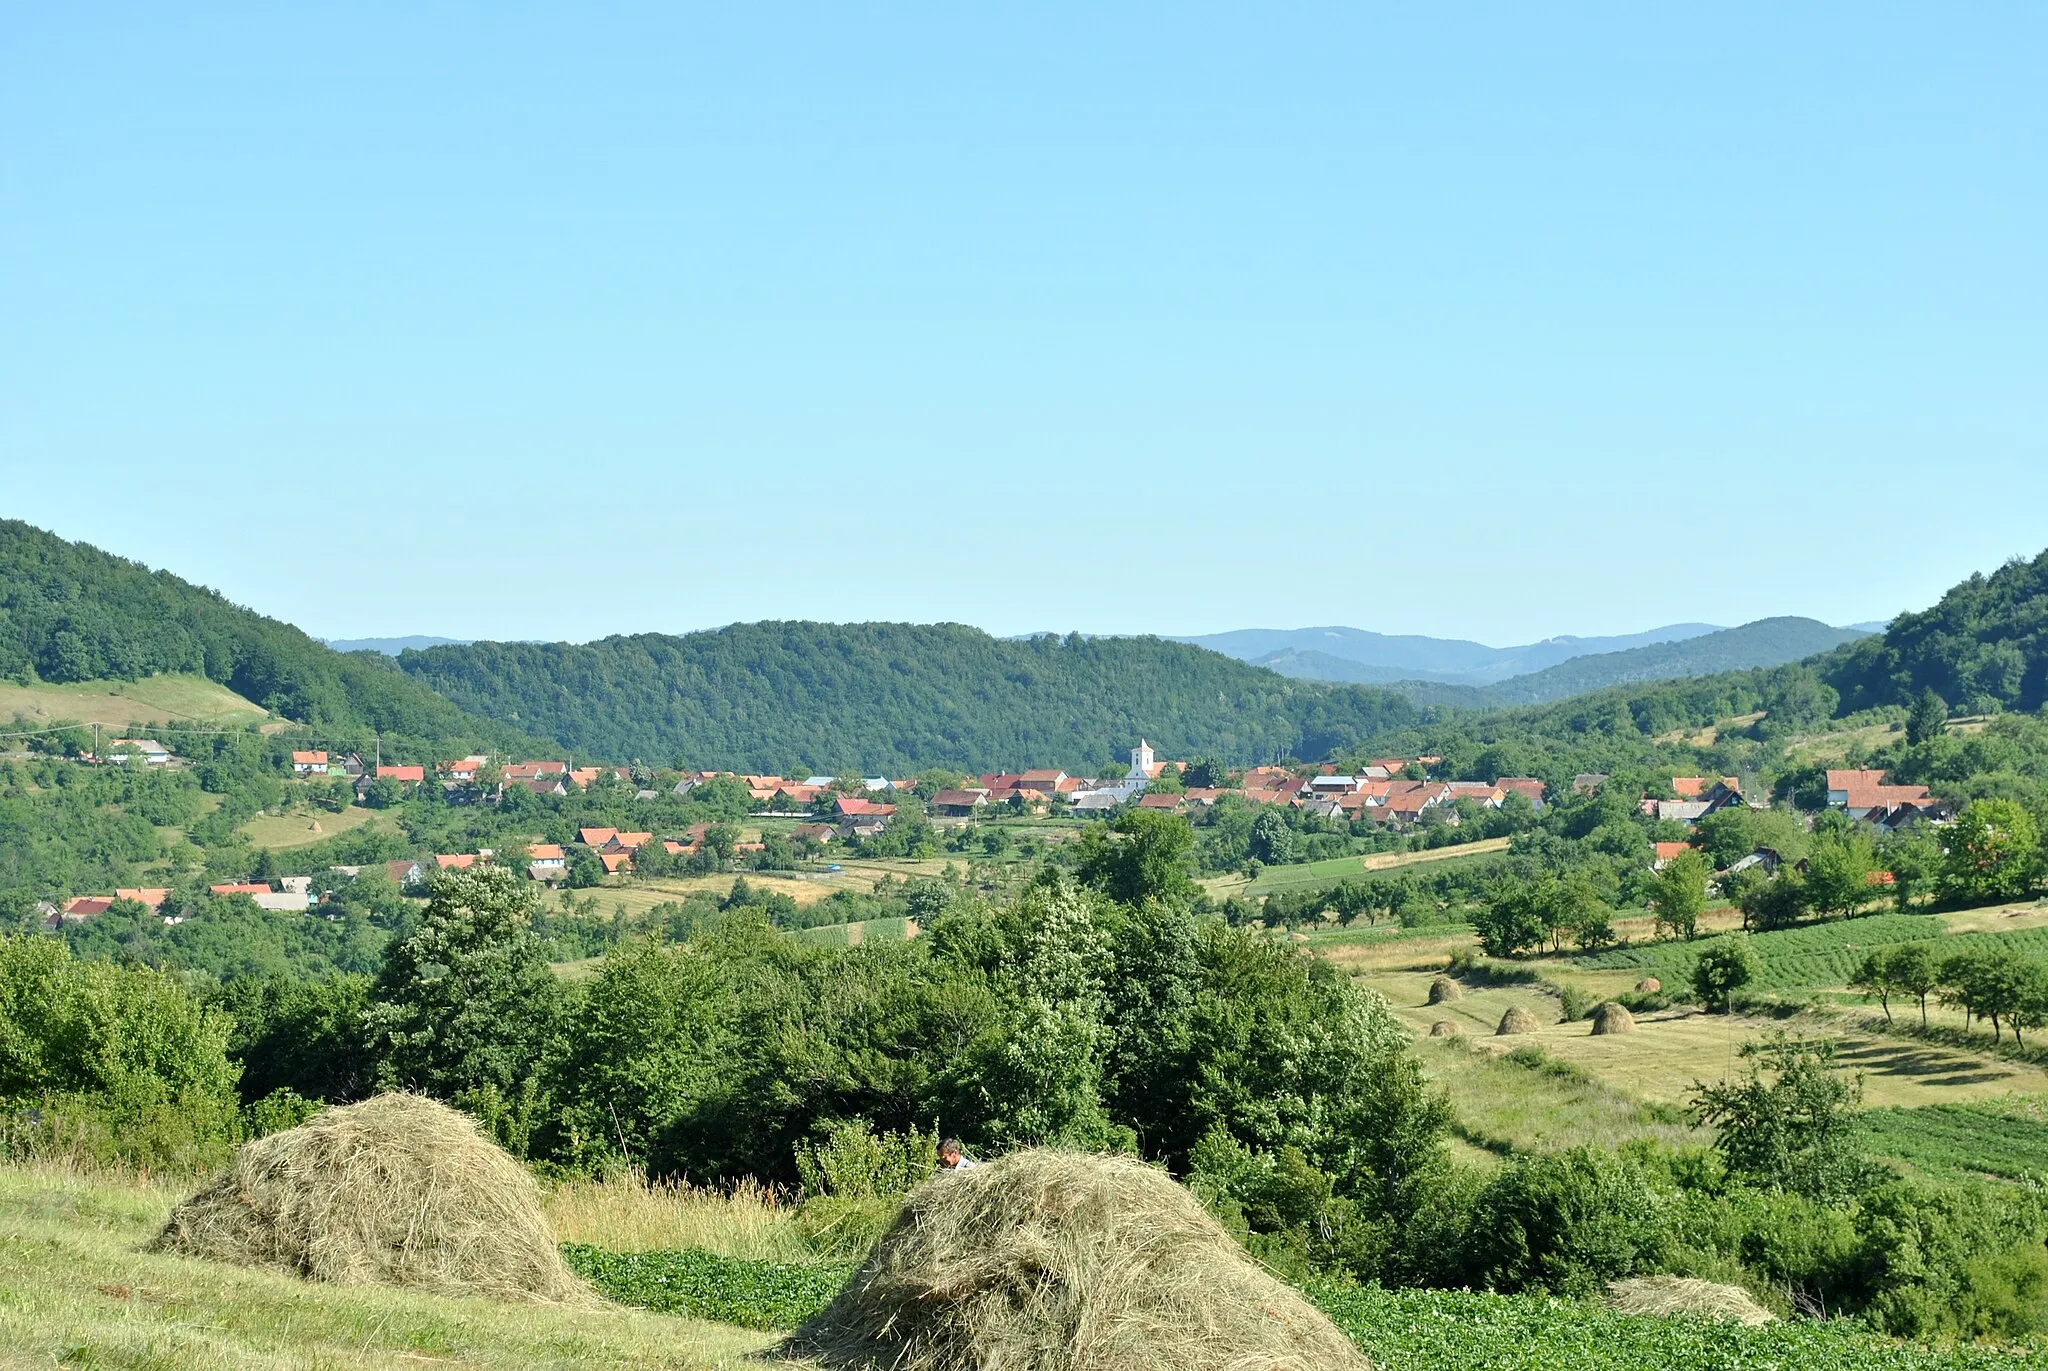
[{"xmin": 93, "ymin": 722, "xmax": 99, "ymax": 762}]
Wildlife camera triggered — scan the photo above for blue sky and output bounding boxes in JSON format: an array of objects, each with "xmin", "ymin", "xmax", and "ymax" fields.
[{"xmin": 4, "ymin": 4, "xmax": 2044, "ymax": 646}]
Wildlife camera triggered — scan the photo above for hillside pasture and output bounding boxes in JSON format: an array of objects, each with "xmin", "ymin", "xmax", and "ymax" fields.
[
  {"xmin": 0, "ymin": 673, "xmax": 270, "ymax": 729},
  {"xmin": 1205, "ymin": 837, "xmax": 1512, "ymax": 899},
  {"xmin": 240, "ymin": 804, "xmax": 392, "ymax": 850}
]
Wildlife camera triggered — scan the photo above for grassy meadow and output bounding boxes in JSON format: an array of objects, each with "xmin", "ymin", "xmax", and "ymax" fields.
[
  {"xmin": 240, "ymin": 804, "xmax": 394, "ymax": 850},
  {"xmin": 0, "ymin": 673, "xmax": 271, "ymax": 730}
]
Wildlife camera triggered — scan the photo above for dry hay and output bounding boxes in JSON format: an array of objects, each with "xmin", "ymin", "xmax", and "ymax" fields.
[
  {"xmin": 1428, "ymin": 1020, "xmax": 1462, "ymax": 1037},
  {"xmin": 1635, "ymin": 977, "xmax": 1661, "ymax": 994},
  {"xmin": 1606, "ymin": 1275, "xmax": 1774, "ymax": 1326},
  {"xmin": 1589, "ymin": 1002, "xmax": 1636, "ymax": 1035},
  {"xmin": 784, "ymin": 1148, "xmax": 1370, "ymax": 1371},
  {"xmin": 151, "ymin": 1093, "xmax": 594, "ymax": 1305},
  {"xmin": 1496, "ymin": 1006, "xmax": 1543, "ymax": 1036},
  {"xmin": 1425, "ymin": 974, "xmax": 1462, "ymax": 1005}
]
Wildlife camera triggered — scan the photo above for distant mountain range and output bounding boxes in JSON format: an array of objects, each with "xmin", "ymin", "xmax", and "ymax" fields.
[
  {"xmin": 1176, "ymin": 619, "xmax": 1875, "ymax": 690},
  {"xmin": 1453, "ymin": 617, "xmax": 1873, "ymax": 707},
  {"xmin": 324, "ymin": 635, "xmax": 472, "ymax": 655}
]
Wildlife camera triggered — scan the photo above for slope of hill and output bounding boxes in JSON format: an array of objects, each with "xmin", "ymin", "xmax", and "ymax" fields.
[
  {"xmin": 397, "ymin": 624, "xmax": 1427, "ymax": 772},
  {"xmin": 0, "ymin": 674, "xmax": 271, "ymax": 729},
  {"xmin": 1179, "ymin": 623, "xmax": 1722, "ymax": 685},
  {"xmin": 1469, "ymin": 618, "xmax": 1872, "ymax": 706},
  {"xmin": 0, "ymin": 521, "xmax": 536, "ymax": 752},
  {"xmin": 1826, "ymin": 549, "xmax": 2048, "ymax": 716}
]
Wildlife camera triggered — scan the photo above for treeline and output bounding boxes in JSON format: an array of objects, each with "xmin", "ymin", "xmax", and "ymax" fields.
[
  {"xmin": 0, "ymin": 520, "xmax": 538, "ymax": 752},
  {"xmin": 396, "ymin": 623, "xmax": 1430, "ymax": 772}
]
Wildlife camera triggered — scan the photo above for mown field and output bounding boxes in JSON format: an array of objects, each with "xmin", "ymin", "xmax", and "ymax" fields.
[
  {"xmin": 5, "ymin": 1158, "xmax": 2040, "ymax": 1370},
  {"xmin": 0, "ymin": 672, "xmax": 271, "ymax": 729},
  {"xmin": 1204, "ymin": 838, "xmax": 1511, "ymax": 898}
]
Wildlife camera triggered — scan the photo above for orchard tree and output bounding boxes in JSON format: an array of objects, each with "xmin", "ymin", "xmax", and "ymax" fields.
[
  {"xmin": 1652, "ymin": 850, "xmax": 1710, "ymax": 941},
  {"xmin": 1941, "ymin": 799, "xmax": 2041, "ymax": 902},
  {"xmin": 1693, "ymin": 935, "xmax": 1759, "ymax": 1012},
  {"xmin": 1802, "ymin": 828, "xmax": 1875, "ymax": 920}
]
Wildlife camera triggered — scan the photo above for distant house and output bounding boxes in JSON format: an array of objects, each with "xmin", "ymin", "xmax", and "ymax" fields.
[
  {"xmin": 377, "ymin": 764, "xmax": 427, "ymax": 783},
  {"xmin": 1309, "ymin": 775, "xmax": 1361, "ymax": 795},
  {"xmin": 527, "ymin": 843, "xmax": 567, "ymax": 877},
  {"xmin": 616, "ymin": 832, "xmax": 652, "ymax": 850},
  {"xmin": 834, "ymin": 798, "xmax": 897, "ymax": 820},
  {"xmin": 791, "ymin": 823, "xmax": 836, "ymax": 845},
  {"xmin": 435, "ymin": 853, "xmax": 477, "ymax": 870},
  {"xmin": 1496, "ymin": 778, "xmax": 1546, "ymax": 809},
  {"xmin": 340, "ymin": 753, "xmax": 367, "ymax": 778},
  {"xmin": 108, "ymin": 738, "xmax": 171, "ymax": 765},
  {"xmin": 61, "ymin": 896, "xmax": 114, "ymax": 921},
  {"xmin": 579, "ymin": 827, "xmax": 620, "ymax": 848},
  {"xmin": 1651, "ymin": 841, "xmax": 1694, "ymax": 870},
  {"xmin": 1727, "ymin": 848, "xmax": 1783, "ymax": 876},
  {"xmin": 1137, "ymin": 793, "xmax": 1186, "ymax": 813},
  {"xmin": 386, "ymin": 859, "xmax": 425, "ymax": 888},
  {"xmin": 1654, "ymin": 800, "xmax": 1713, "ymax": 825},
  {"xmin": 116, "ymin": 887, "xmax": 169, "ymax": 910},
  {"xmin": 1070, "ymin": 792, "xmax": 1121, "ymax": 814},
  {"xmin": 931, "ymin": 789, "xmax": 989, "ymax": 818},
  {"xmin": 1573, "ymin": 773, "xmax": 1608, "ymax": 795},
  {"xmin": 1826, "ymin": 769, "xmax": 1938, "ymax": 823},
  {"xmin": 522, "ymin": 778, "xmax": 568, "ymax": 796},
  {"xmin": 291, "ymin": 750, "xmax": 330, "ymax": 774},
  {"xmin": 599, "ymin": 852, "xmax": 634, "ymax": 875},
  {"xmin": 438, "ymin": 757, "xmax": 482, "ymax": 782},
  {"xmin": 1017, "ymin": 770, "xmax": 1068, "ymax": 795},
  {"xmin": 502, "ymin": 761, "xmax": 569, "ymax": 782},
  {"xmin": 210, "ymin": 882, "xmax": 273, "ymax": 896},
  {"xmin": 1445, "ymin": 781, "xmax": 1504, "ymax": 808}
]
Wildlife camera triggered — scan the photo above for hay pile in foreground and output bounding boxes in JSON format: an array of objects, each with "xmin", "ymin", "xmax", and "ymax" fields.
[
  {"xmin": 1590, "ymin": 1002, "xmax": 1636, "ymax": 1035},
  {"xmin": 151, "ymin": 1093, "xmax": 593, "ymax": 1305},
  {"xmin": 1428, "ymin": 1020, "xmax": 1462, "ymax": 1037},
  {"xmin": 785, "ymin": 1149, "xmax": 1370, "ymax": 1371},
  {"xmin": 1496, "ymin": 1006, "xmax": 1542, "ymax": 1035},
  {"xmin": 1606, "ymin": 1275, "xmax": 1774, "ymax": 1325},
  {"xmin": 1426, "ymin": 974, "xmax": 1462, "ymax": 1005}
]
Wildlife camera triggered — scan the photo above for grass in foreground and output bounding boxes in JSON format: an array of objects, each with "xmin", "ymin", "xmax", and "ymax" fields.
[{"xmin": 0, "ymin": 1163, "xmax": 772, "ymax": 1370}]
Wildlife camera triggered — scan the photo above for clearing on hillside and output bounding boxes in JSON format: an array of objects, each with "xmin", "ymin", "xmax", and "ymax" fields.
[{"xmin": 0, "ymin": 673, "xmax": 271, "ymax": 728}]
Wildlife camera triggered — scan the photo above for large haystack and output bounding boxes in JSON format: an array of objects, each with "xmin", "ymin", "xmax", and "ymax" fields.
[
  {"xmin": 785, "ymin": 1149, "xmax": 1370, "ymax": 1371},
  {"xmin": 1425, "ymin": 974, "xmax": 1462, "ymax": 1005},
  {"xmin": 1606, "ymin": 1275, "xmax": 1774, "ymax": 1326},
  {"xmin": 1496, "ymin": 1006, "xmax": 1542, "ymax": 1036},
  {"xmin": 1590, "ymin": 1002, "xmax": 1636, "ymax": 1035},
  {"xmin": 1635, "ymin": 977, "xmax": 1661, "ymax": 994},
  {"xmin": 151, "ymin": 1093, "xmax": 593, "ymax": 1305},
  {"xmin": 1428, "ymin": 1020, "xmax": 1462, "ymax": 1037}
]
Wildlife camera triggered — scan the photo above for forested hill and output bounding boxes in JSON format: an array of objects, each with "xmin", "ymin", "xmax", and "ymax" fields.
[
  {"xmin": 397, "ymin": 624, "xmax": 1429, "ymax": 772},
  {"xmin": 0, "ymin": 521, "xmax": 539, "ymax": 752},
  {"xmin": 1468, "ymin": 617, "xmax": 1870, "ymax": 707},
  {"xmin": 1825, "ymin": 549, "xmax": 2048, "ymax": 716}
]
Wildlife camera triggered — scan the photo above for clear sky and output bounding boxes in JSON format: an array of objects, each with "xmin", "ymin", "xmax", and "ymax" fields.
[{"xmin": 4, "ymin": 5, "xmax": 2044, "ymax": 647}]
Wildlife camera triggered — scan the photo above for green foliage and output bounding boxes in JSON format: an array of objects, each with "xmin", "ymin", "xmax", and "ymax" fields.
[
  {"xmin": 0, "ymin": 935, "xmax": 241, "ymax": 1169},
  {"xmin": 396, "ymin": 623, "xmax": 1425, "ymax": 771},
  {"xmin": 1075, "ymin": 810, "xmax": 1197, "ymax": 907},
  {"xmin": 1942, "ymin": 799, "xmax": 2041, "ymax": 902},
  {"xmin": 1457, "ymin": 1147, "xmax": 1666, "ymax": 1296},
  {"xmin": 243, "ymin": 1086, "xmax": 320, "ymax": 1137},
  {"xmin": 1691, "ymin": 1034, "xmax": 1870, "ymax": 1201},
  {"xmin": 1908, "ymin": 689, "xmax": 1951, "ymax": 747},
  {"xmin": 1651, "ymin": 850, "xmax": 1710, "ymax": 941},
  {"xmin": 363, "ymin": 866, "xmax": 563, "ymax": 1099},
  {"xmin": 1691, "ymin": 934, "xmax": 1760, "ymax": 1012},
  {"xmin": 794, "ymin": 1118, "xmax": 938, "ymax": 1200},
  {"xmin": 559, "ymin": 1244, "xmax": 852, "ymax": 1330},
  {"xmin": 1854, "ymin": 1101, "xmax": 2048, "ymax": 1186},
  {"xmin": 1827, "ymin": 549, "xmax": 2048, "ymax": 717}
]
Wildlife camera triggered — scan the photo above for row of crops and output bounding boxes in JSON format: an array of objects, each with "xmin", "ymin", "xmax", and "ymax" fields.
[{"xmin": 1577, "ymin": 913, "xmax": 2048, "ymax": 992}]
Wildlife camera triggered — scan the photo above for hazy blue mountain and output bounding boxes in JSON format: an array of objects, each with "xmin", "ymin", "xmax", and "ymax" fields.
[
  {"xmin": 1176, "ymin": 623, "xmax": 1723, "ymax": 686},
  {"xmin": 1465, "ymin": 618, "xmax": 1874, "ymax": 706},
  {"xmin": 325, "ymin": 635, "xmax": 471, "ymax": 655}
]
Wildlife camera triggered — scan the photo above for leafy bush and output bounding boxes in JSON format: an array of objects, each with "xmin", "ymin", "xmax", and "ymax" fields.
[{"xmin": 795, "ymin": 1118, "xmax": 938, "ymax": 1199}]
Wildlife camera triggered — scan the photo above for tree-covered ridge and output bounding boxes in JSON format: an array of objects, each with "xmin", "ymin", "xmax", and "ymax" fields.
[
  {"xmin": 1826, "ymin": 549, "xmax": 2048, "ymax": 716},
  {"xmin": 0, "ymin": 520, "xmax": 535, "ymax": 751},
  {"xmin": 398, "ymin": 624, "xmax": 1429, "ymax": 772},
  {"xmin": 1469, "ymin": 617, "xmax": 1869, "ymax": 707}
]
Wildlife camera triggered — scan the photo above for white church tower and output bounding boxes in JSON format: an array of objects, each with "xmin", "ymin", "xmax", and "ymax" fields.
[{"xmin": 1126, "ymin": 739, "xmax": 1155, "ymax": 785}]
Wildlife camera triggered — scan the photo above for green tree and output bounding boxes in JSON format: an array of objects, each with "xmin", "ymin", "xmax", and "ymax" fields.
[
  {"xmin": 1247, "ymin": 809, "xmax": 1294, "ymax": 866},
  {"xmin": 1076, "ymin": 810, "xmax": 1197, "ymax": 907},
  {"xmin": 1906, "ymin": 687, "xmax": 1950, "ymax": 746},
  {"xmin": 1651, "ymin": 850, "xmax": 1709, "ymax": 941},
  {"xmin": 1692, "ymin": 934, "xmax": 1759, "ymax": 1012},
  {"xmin": 1852, "ymin": 948, "xmax": 1898, "ymax": 1023},
  {"xmin": 1942, "ymin": 799, "xmax": 2041, "ymax": 902},
  {"xmin": 363, "ymin": 866, "xmax": 564, "ymax": 1099},
  {"xmin": 1183, "ymin": 756, "xmax": 1227, "ymax": 789},
  {"xmin": 1888, "ymin": 941, "xmax": 1941, "ymax": 1027},
  {"xmin": 1473, "ymin": 877, "xmax": 1548, "ymax": 958},
  {"xmin": 1689, "ymin": 1033, "xmax": 1868, "ymax": 1201},
  {"xmin": 1802, "ymin": 828, "xmax": 1875, "ymax": 920}
]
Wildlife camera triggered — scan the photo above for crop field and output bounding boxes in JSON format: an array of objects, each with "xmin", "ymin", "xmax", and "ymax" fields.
[
  {"xmin": 0, "ymin": 673, "xmax": 271, "ymax": 729},
  {"xmin": 1203, "ymin": 838, "xmax": 1512, "ymax": 898},
  {"xmin": 1853, "ymin": 1099, "xmax": 2048, "ymax": 1185},
  {"xmin": 791, "ymin": 915, "xmax": 919, "ymax": 947}
]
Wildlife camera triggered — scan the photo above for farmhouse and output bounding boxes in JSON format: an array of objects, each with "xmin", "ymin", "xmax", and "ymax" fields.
[
  {"xmin": 376, "ymin": 764, "xmax": 426, "ymax": 783},
  {"xmin": 291, "ymin": 750, "xmax": 329, "ymax": 774},
  {"xmin": 108, "ymin": 738, "xmax": 171, "ymax": 765}
]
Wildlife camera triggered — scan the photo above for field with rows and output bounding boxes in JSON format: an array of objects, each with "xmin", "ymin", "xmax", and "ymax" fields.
[{"xmin": 1853, "ymin": 1099, "xmax": 2048, "ymax": 1185}]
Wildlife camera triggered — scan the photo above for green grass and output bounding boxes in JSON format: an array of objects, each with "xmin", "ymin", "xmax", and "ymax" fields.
[
  {"xmin": 1235, "ymin": 841, "xmax": 1511, "ymax": 895},
  {"xmin": 0, "ymin": 672, "xmax": 271, "ymax": 728},
  {"xmin": 791, "ymin": 915, "xmax": 916, "ymax": 947},
  {"xmin": 1853, "ymin": 1100, "xmax": 2048, "ymax": 1185}
]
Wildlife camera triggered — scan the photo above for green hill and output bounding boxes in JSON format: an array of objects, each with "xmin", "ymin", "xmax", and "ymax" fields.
[
  {"xmin": 1469, "ymin": 617, "xmax": 1871, "ymax": 706},
  {"xmin": 1826, "ymin": 549, "xmax": 2048, "ymax": 716},
  {"xmin": 396, "ymin": 624, "xmax": 1427, "ymax": 772},
  {"xmin": 0, "ymin": 520, "xmax": 536, "ymax": 753}
]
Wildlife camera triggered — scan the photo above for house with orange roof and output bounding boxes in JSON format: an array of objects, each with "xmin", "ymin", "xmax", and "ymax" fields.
[
  {"xmin": 1017, "ymin": 769, "xmax": 1067, "ymax": 794},
  {"xmin": 1826, "ymin": 769, "xmax": 1939, "ymax": 823},
  {"xmin": 579, "ymin": 827, "xmax": 620, "ymax": 848},
  {"xmin": 116, "ymin": 887, "xmax": 170, "ymax": 910},
  {"xmin": 61, "ymin": 896, "xmax": 114, "ymax": 921},
  {"xmin": 503, "ymin": 761, "xmax": 569, "ymax": 782},
  {"xmin": 438, "ymin": 757, "xmax": 483, "ymax": 781},
  {"xmin": 377, "ymin": 764, "xmax": 426, "ymax": 783},
  {"xmin": 615, "ymin": 832, "xmax": 653, "ymax": 850},
  {"xmin": 210, "ymin": 882, "xmax": 272, "ymax": 897},
  {"xmin": 435, "ymin": 853, "xmax": 477, "ymax": 870},
  {"xmin": 599, "ymin": 852, "xmax": 634, "ymax": 875},
  {"xmin": 1652, "ymin": 841, "xmax": 1695, "ymax": 870},
  {"xmin": 567, "ymin": 767, "xmax": 602, "ymax": 789},
  {"xmin": 527, "ymin": 843, "xmax": 567, "ymax": 876},
  {"xmin": 1496, "ymin": 778, "xmax": 1547, "ymax": 809},
  {"xmin": 291, "ymin": 750, "xmax": 329, "ymax": 774}
]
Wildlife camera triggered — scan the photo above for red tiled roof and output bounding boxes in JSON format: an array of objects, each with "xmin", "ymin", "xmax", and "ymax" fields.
[
  {"xmin": 377, "ymin": 764, "xmax": 426, "ymax": 782},
  {"xmin": 210, "ymin": 882, "xmax": 271, "ymax": 895},
  {"xmin": 616, "ymin": 832, "xmax": 652, "ymax": 849},
  {"xmin": 435, "ymin": 854, "xmax": 476, "ymax": 869},
  {"xmin": 1672, "ymin": 777, "xmax": 1708, "ymax": 798},
  {"xmin": 116, "ymin": 887, "xmax": 169, "ymax": 908},
  {"xmin": 1653, "ymin": 841, "xmax": 1693, "ymax": 861},
  {"xmin": 599, "ymin": 852, "xmax": 633, "ymax": 873},
  {"xmin": 579, "ymin": 827, "xmax": 619, "ymax": 846},
  {"xmin": 292, "ymin": 750, "xmax": 327, "ymax": 765},
  {"xmin": 1020, "ymin": 769, "xmax": 1065, "ymax": 783},
  {"xmin": 527, "ymin": 844, "xmax": 566, "ymax": 860},
  {"xmin": 64, "ymin": 897, "xmax": 114, "ymax": 917},
  {"xmin": 835, "ymin": 798, "xmax": 897, "ymax": 818}
]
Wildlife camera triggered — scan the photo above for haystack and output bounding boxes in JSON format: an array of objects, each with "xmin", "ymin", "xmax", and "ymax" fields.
[
  {"xmin": 1496, "ymin": 1006, "xmax": 1542, "ymax": 1036},
  {"xmin": 1428, "ymin": 1020, "xmax": 1462, "ymax": 1037},
  {"xmin": 1635, "ymin": 977, "xmax": 1661, "ymax": 994},
  {"xmin": 151, "ymin": 1093, "xmax": 593, "ymax": 1305},
  {"xmin": 1425, "ymin": 974, "xmax": 1462, "ymax": 1005},
  {"xmin": 1606, "ymin": 1275, "xmax": 1774, "ymax": 1326},
  {"xmin": 1589, "ymin": 1002, "xmax": 1636, "ymax": 1035},
  {"xmin": 785, "ymin": 1149, "xmax": 1370, "ymax": 1371}
]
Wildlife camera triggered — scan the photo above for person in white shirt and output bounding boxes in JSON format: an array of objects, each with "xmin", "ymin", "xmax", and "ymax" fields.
[{"xmin": 937, "ymin": 1137, "xmax": 978, "ymax": 1173}]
